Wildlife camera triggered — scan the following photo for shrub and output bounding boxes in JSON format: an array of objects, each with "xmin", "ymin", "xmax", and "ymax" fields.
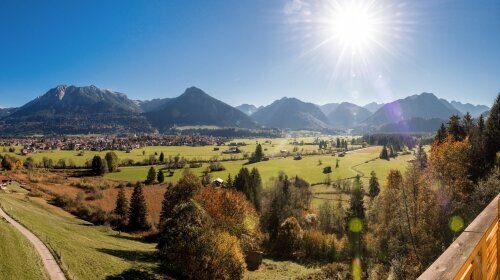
[
  {"xmin": 274, "ymin": 217, "xmax": 303, "ymax": 259},
  {"xmin": 51, "ymin": 194, "xmax": 73, "ymax": 208},
  {"xmin": 300, "ymin": 230, "xmax": 336, "ymax": 262}
]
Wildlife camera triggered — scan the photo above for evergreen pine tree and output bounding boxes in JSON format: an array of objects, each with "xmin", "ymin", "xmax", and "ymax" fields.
[
  {"xmin": 250, "ymin": 144, "xmax": 264, "ymax": 163},
  {"xmin": 447, "ymin": 115, "xmax": 466, "ymax": 141},
  {"xmin": 462, "ymin": 112, "xmax": 474, "ymax": 137},
  {"xmin": 157, "ymin": 170, "xmax": 165, "ymax": 183},
  {"xmin": 91, "ymin": 155, "xmax": 105, "ymax": 175},
  {"xmin": 435, "ymin": 123, "xmax": 447, "ymax": 144},
  {"xmin": 146, "ymin": 166, "xmax": 156, "ymax": 185},
  {"xmin": 368, "ymin": 171, "xmax": 380, "ymax": 198},
  {"xmin": 128, "ymin": 183, "xmax": 149, "ymax": 231},
  {"xmin": 380, "ymin": 145, "xmax": 389, "ymax": 160},
  {"xmin": 113, "ymin": 186, "xmax": 128, "ymax": 229},
  {"xmin": 159, "ymin": 152, "xmax": 165, "ymax": 163},
  {"xmin": 250, "ymin": 168, "xmax": 263, "ymax": 212},
  {"xmin": 484, "ymin": 93, "xmax": 500, "ymax": 171}
]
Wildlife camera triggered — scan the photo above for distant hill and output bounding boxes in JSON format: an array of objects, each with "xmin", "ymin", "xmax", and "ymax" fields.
[
  {"xmin": 0, "ymin": 85, "xmax": 152, "ymax": 135},
  {"xmin": 377, "ymin": 117, "xmax": 445, "ymax": 133},
  {"xmin": 146, "ymin": 87, "xmax": 257, "ymax": 131},
  {"xmin": 252, "ymin": 97, "xmax": 330, "ymax": 130},
  {"xmin": 327, "ymin": 102, "xmax": 372, "ymax": 129},
  {"xmin": 362, "ymin": 92, "xmax": 462, "ymax": 127},
  {"xmin": 137, "ymin": 98, "xmax": 171, "ymax": 113},
  {"xmin": 319, "ymin": 103, "xmax": 340, "ymax": 115},
  {"xmin": 0, "ymin": 108, "xmax": 17, "ymax": 117},
  {"xmin": 450, "ymin": 101, "xmax": 489, "ymax": 117},
  {"xmin": 363, "ymin": 102, "xmax": 384, "ymax": 113},
  {"xmin": 236, "ymin": 104, "xmax": 258, "ymax": 116}
]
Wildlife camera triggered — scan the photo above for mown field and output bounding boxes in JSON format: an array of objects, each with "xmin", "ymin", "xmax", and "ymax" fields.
[
  {"xmin": 0, "ymin": 136, "xmax": 360, "ymax": 167},
  {"xmin": 0, "ymin": 193, "xmax": 158, "ymax": 280},
  {"xmin": 0, "ymin": 216, "xmax": 49, "ymax": 280},
  {"xmin": 106, "ymin": 146, "xmax": 413, "ymax": 186}
]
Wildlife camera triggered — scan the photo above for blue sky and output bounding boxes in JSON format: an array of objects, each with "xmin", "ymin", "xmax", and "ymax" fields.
[{"xmin": 0, "ymin": 0, "xmax": 499, "ymax": 108}]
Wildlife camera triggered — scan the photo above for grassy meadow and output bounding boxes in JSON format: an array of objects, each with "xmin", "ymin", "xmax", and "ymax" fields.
[
  {"xmin": 0, "ymin": 217, "xmax": 49, "ymax": 280},
  {"xmin": 0, "ymin": 136, "xmax": 360, "ymax": 167},
  {"xmin": 0, "ymin": 193, "xmax": 158, "ymax": 280},
  {"xmin": 106, "ymin": 146, "xmax": 414, "ymax": 186}
]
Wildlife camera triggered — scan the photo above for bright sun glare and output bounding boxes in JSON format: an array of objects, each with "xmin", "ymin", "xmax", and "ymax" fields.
[{"xmin": 330, "ymin": 2, "xmax": 378, "ymax": 52}]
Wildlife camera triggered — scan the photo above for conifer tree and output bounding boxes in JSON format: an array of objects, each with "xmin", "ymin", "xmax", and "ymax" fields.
[
  {"xmin": 91, "ymin": 155, "xmax": 107, "ymax": 175},
  {"xmin": 250, "ymin": 167, "xmax": 263, "ymax": 212},
  {"xmin": 435, "ymin": 123, "xmax": 447, "ymax": 144},
  {"xmin": 113, "ymin": 186, "xmax": 128, "ymax": 229},
  {"xmin": 128, "ymin": 183, "xmax": 149, "ymax": 231},
  {"xmin": 146, "ymin": 166, "xmax": 156, "ymax": 185},
  {"xmin": 159, "ymin": 152, "xmax": 165, "ymax": 163},
  {"xmin": 380, "ymin": 145, "xmax": 389, "ymax": 160},
  {"xmin": 368, "ymin": 171, "xmax": 380, "ymax": 198},
  {"xmin": 484, "ymin": 93, "xmax": 500, "ymax": 171},
  {"xmin": 157, "ymin": 170, "xmax": 165, "ymax": 183}
]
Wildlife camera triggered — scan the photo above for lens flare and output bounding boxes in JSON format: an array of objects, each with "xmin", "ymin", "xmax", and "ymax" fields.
[
  {"xmin": 449, "ymin": 215, "xmax": 464, "ymax": 233},
  {"xmin": 349, "ymin": 217, "xmax": 363, "ymax": 233},
  {"xmin": 352, "ymin": 258, "xmax": 362, "ymax": 280}
]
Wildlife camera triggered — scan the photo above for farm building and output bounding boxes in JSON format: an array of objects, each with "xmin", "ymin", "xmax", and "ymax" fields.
[{"xmin": 212, "ymin": 178, "xmax": 224, "ymax": 187}]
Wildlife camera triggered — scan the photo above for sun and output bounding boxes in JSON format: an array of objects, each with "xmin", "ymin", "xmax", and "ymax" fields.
[{"xmin": 330, "ymin": 1, "xmax": 378, "ymax": 52}]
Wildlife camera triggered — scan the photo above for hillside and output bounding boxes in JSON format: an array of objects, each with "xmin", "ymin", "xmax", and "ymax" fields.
[
  {"xmin": 146, "ymin": 87, "xmax": 257, "ymax": 131},
  {"xmin": 362, "ymin": 92, "xmax": 462, "ymax": 127},
  {"xmin": 0, "ymin": 85, "xmax": 152, "ymax": 135},
  {"xmin": 327, "ymin": 102, "xmax": 372, "ymax": 129},
  {"xmin": 137, "ymin": 97, "xmax": 171, "ymax": 113},
  {"xmin": 319, "ymin": 103, "xmax": 340, "ymax": 115},
  {"xmin": 252, "ymin": 97, "xmax": 330, "ymax": 130},
  {"xmin": 376, "ymin": 117, "xmax": 445, "ymax": 133}
]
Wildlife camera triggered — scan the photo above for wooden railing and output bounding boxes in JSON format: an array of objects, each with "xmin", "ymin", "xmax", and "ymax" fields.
[{"xmin": 418, "ymin": 194, "xmax": 499, "ymax": 280}]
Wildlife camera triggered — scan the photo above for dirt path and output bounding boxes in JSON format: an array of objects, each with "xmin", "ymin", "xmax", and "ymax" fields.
[{"xmin": 0, "ymin": 206, "xmax": 67, "ymax": 280}]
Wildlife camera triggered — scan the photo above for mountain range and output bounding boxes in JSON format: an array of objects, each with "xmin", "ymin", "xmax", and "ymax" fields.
[
  {"xmin": 145, "ymin": 87, "xmax": 257, "ymax": 131},
  {"xmin": 252, "ymin": 97, "xmax": 330, "ymax": 130},
  {"xmin": 0, "ymin": 85, "xmax": 491, "ymax": 135}
]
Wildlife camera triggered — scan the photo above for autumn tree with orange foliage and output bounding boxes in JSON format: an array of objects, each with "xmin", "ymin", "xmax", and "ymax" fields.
[
  {"xmin": 196, "ymin": 187, "xmax": 262, "ymax": 252},
  {"xmin": 429, "ymin": 135, "xmax": 472, "ymax": 205}
]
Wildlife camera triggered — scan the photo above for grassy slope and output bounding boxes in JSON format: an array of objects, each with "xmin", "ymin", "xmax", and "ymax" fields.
[
  {"xmin": 0, "ymin": 218, "xmax": 49, "ymax": 280},
  {"xmin": 0, "ymin": 194, "xmax": 157, "ymax": 280}
]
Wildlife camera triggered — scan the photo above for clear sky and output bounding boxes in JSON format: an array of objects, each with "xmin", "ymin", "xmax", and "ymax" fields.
[{"xmin": 0, "ymin": 0, "xmax": 499, "ymax": 108}]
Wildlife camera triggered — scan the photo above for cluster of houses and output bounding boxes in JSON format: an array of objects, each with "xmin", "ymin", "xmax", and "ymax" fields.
[{"xmin": 0, "ymin": 135, "xmax": 233, "ymax": 155}]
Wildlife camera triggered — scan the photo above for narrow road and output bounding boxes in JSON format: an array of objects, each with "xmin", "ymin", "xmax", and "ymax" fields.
[{"xmin": 0, "ymin": 206, "xmax": 67, "ymax": 280}]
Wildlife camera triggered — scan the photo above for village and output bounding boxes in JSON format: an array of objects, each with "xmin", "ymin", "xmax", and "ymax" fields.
[{"xmin": 0, "ymin": 134, "xmax": 233, "ymax": 155}]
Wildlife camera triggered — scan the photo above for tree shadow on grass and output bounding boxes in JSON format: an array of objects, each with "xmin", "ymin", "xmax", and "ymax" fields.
[
  {"xmin": 105, "ymin": 268, "xmax": 158, "ymax": 280},
  {"xmin": 97, "ymin": 248, "xmax": 158, "ymax": 263}
]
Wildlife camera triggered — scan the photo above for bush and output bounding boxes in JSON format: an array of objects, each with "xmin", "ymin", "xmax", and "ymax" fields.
[
  {"xmin": 51, "ymin": 194, "xmax": 73, "ymax": 208},
  {"xmin": 300, "ymin": 230, "xmax": 336, "ymax": 262},
  {"xmin": 208, "ymin": 161, "xmax": 225, "ymax": 172},
  {"xmin": 274, "ymin": 217, "xmax": 303, "ymax": 259}
]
